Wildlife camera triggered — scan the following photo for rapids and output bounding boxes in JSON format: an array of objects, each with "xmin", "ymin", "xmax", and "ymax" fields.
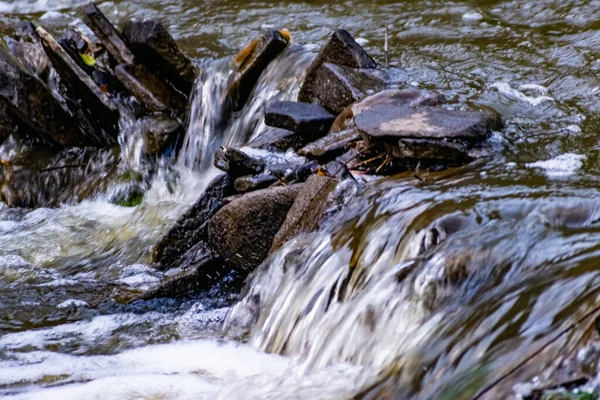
[{"xmin": 1, "ymin": 0, "xmax": 600, "ymax": 399}]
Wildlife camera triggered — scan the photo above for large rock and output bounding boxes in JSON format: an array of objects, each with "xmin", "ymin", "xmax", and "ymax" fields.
[
  {"xmin": 38, "ymin": 27, "xmax": 120, "ymax": 146},
  {"xmin": 115, "ymin": 63, "xmax": 188, "ymax": 113},
  {"xmin": 298, "ymin": 29, "xmax": 382, "ymax": 113},
  {"xmin": 299, "ymin": 62, "xmax": 387, "ymax": 114},
  {"xmin": 354, "ymin": 104, "xmax": 503, "ymax": 142},
  {"xmin": 265, "ymin": 101, "xmax": 336, "ymax": 140},
  {"xmin": 81, "ymin": 3, "xmax": 135, "ymax": 65},
  {"xmin": 122, "ymin": 20, "xmax": 196, "ymax": 96},
  {"xmin": 0, "ymin": 48, "xmax": 87, "ymax": 148},
  {"xmin": 270, "ymin": 174, "xmax": 338, "ymax": 254},
  {"xmin": 208, "ymin": 184, "xmax": 301, "ymax": 270},
  {"xmin": 152, "ymin": 174, "xmax": 235, "ymax": 270},
  {"xmin": 227, "ymin": 30, "xmax": 290, "ymax": 111}
]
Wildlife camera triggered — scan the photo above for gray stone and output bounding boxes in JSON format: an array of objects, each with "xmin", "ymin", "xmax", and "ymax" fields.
[
  {"xmin": 249, "ymin": 127, "xmax": 302, "ymax": 151},
  {"xmin": 270, "ymin": 174, "xmax": 338, "ymax": 254},
  {"xmin": 152, "ymin": 174, "xmax": 235, "ymax": 270},
  {"xmin": 234, "ymin": 173, "xmax": 278, "ymax": 193},
  {"xmin": 298, "ymin": 62, "xmax": 387, "ymax": 114},
  {"xmin": 0, "ymin": 47, "xmax": 87, "ymax": 148},
  {"xmin": 6, "ymin": 21, "xmax": 49, "ymax": 78},
  {"xmin": 213, "ymin": 147, "xmax": 267, "ymax": 177},
  {"xmin": 265, "ymin": 101, "xmax": 335, "ymax": 139},
  {"xmin": 298, "ymin": 129, "xmax": 360, "ymax": 159},
  {"xmin": 38, "ymin": 27, "xmax": 120, "ymax": 146},
  {"xmin": 115, "ymin": 63, "xmax": 188, "ymax": 113},
  {"xmin": 306, "ymin": 29, "xmax": 376, "ymax": 73},
  {"xmin": 392, "ymin": 138, "xmax": 472, "ymax": 163},
  {"xmin": 81, "ymin": 3, "xmax": 135, "ymax": 65},
  {"xmin": 208, "ymin": 184, "xmax": 301, "ymax": 270},
  {"xmin": 122, "ymin": 20, "xmax": 197, "ymax": 96},
  {"xmin": 140, "ymin": 114, "xmax": 183, "ymax": 156},
  {"xmin": 227, "ymin": 30, "xmax": 290, "ymax": 111},
  {"xmin": 355, "ymin": 104, "xmax": 503, "ymax": 142}
]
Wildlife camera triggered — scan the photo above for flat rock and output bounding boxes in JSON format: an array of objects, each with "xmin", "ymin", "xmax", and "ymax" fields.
[
  {"xmin": 115, "ymin": 63, "xmax": 188, "ymax": 113},
  {"xmin": 122, "ymin": 20, "xmax": 196, "ymax": 96},
  {"xmin": 249, "ymin": 127, "xmax": 302, "ymax": 151},
  {"xmin": 298, "ymin": 62, "xmax": 387, "ymax": 114},
  {"xmin": 81, "ymin": 3, "xmax": 135, "ymax": 65},
  {"xmin": 227, "ymin": 30, "xmax": 289, "ymax": 111},
  {"xmin": 38, "ymin": 27, "xmax": 120, "ymax": 146},
  {"xmin": 270, "ymin": 174, "xmax": 338, "ymax": 254},
  {"xmin": 152, "ymin": 174, "xmax": 235, "ymax": 270},
  {"xmin": 393, "ymin": 138, "xmax": 472, "ymax": 163},
  {"xmin": 0, "ymin": 48, "xmax": 87, "ymax": 148},
  {"xmin": 298, "ymin": 129, "xmax": 360, "ymax": 159},
  {"xmin": 265, "ymin": 101, "xmax": 335, "ymax": 140},
  {"xmin": 208, "ymin": 184, "xmax": 301, "ymax": 271},
  {"xmin": 355, "ymin": 104, "xmax": 503, "ymax": 142}
]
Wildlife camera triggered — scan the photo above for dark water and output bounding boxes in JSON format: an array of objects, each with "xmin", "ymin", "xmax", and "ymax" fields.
[{"xmin": 1, "ymin": 0, "xmax": 600, "ymax": 399}]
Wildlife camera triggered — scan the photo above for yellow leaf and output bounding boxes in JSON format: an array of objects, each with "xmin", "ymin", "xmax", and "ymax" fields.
[{"xmin": 81, "ymin": 53, "xmax": 96, "ymax": 67}]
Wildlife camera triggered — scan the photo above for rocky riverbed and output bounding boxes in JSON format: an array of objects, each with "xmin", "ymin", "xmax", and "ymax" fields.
[{"xmin": 1, "ymin": 1, "xmax": 600, "ymax": 399}]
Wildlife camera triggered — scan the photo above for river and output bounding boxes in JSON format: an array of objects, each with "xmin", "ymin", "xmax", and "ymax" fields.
[{"xmin": 1, "ymin": 0, "xmax": 600, "ymax": 399}]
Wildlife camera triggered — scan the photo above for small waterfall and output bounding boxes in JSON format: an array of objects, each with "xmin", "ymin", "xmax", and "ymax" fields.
[{"xmin": 178, "ymin": 46, "xmax": 314, "ymax": 172}]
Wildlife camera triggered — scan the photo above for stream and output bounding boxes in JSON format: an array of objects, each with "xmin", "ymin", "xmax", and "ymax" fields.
[{"xmin": 1, "ymin": 0, "xmax": 600, "ymax": 399}]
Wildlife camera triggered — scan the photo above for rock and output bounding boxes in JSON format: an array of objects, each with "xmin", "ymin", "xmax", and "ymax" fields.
[
  {"xmin": 214, "ymin": 147, "xmax": 267, "ymax": 177},
  {"xmin": 248, "ymin": 127, "xmax": 302, "ymax": 151},
  {"xmin": 298, "ymin": 129, "xmax": 361, "ymax": 159},
  {"xmin": 227, "ymin": 30, "xmax": 290, "ymax": 111},
  {"xmin": 0, "ymin": 96, "xmax": 44, "ymax": 145},
  {"xmin": 208, "ymin": 184, "xmax": 301, "ymax": 270},
  {"xmin": 270, "ymin": 174, "xmax": 338, "ymax": 254},
  {"xmin": 58, "ymin": 28, "xmax": 93, "ymax": 74},
  {"xmin": 152, "ymin": 174, "xmax": 235, "ymax": 270},
  {"xmin": 115, "ymin": 63, "xmax": 188, "ymax": 113},
  {"xmin": 0, "ymin": 48, "xmax": 87, "ymax": 148},
  {"xmin": 298, "ymin": 62, "xmax": 387, "ymax": 114},
  {"xmin": 140, "ymin": 114, "xmax": 183, "ymax": 156},
  {"xmin": 81, "ymin": 3, "xmax": 135, "ymax": 65},
  {"xmin": 355, "ymin": 104, "xmax": 503, "ymax": 142},
  {"xmin": 392, "ymin": 138, "xmax": 472, "ymax": 163},
  {"xmin": 143, "ymin": 245, "xmax": 227, "ymax": 300},
  {"xmin": 37, "ymin": 27, "xmax": 120, "ymax": 146},
  {"xmin": 265, "ymin": 101, "xmax": 336, "ymax": 140},
  {"xmin": 6, "ymin": 22, "xmax": 50, "ymax": 78},
  {"xmin": 310, "ymin": 29, "xmax": 377, "ymax": 71},
  {"xmin": 122, "ymin": 20, "xmax": 196, "ymax": 96},
  {"xmin": 234, "ymin": 173, "xmax": 278, "ymax": 193}
]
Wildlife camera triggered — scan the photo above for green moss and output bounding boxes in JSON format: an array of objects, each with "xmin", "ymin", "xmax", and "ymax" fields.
[{"xmin": 115, "ymin": 192, "xmax": 144, "ymax": 207}]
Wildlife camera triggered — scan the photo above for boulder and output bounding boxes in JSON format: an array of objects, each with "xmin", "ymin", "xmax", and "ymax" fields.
[
  {"xmin": 264, "ymin": 101, "xmax": 336, "ymax": 140},
  {"xmin": 298, "ymin": 63, "xmax": 387, "ymax": 114},
  {"xmin": 208, "ymin": 184, "xmax": 301, "ymax": 270},
  {"xmin": 355, "ymin": 104, "xmax": 503, "ymax": 142},
  {"xmin": 227, "ymin": 30, "xmax": 290, "ymax": 111},
  {"xmin": 81, "ymin": 3, "xmax": 135, "ymax": 65},
  {"xmin": 38, "ymin": 27, "xmax": 120, "ymax": 146},
  {"xmin": 0, "ymin": 48, "xmax": 87, "ymax": 148},
  {"xmin": 298, "ymin": 129, "xmax": 361, "ymax": 159},
  {"xmin": 152, "ymin": 174, "xmax": 235, "ymax": 270},
  {"xmin": 6, "ymin": 22, "xmax": 49, "ymax": 78},
  {"xmin": 115, "ymin": 63, "xmax": 188, "ymax": 113},
  {"xmin": 122, "ymin": 20, "xmax": 196, "ymax": 96},
  {"xmin": 140, "ymin": 114, "xmax": 183, "ymax": 156},
  {"xmin": 270, "ymin": 174, "xmax": 338, "ymax": 254}
]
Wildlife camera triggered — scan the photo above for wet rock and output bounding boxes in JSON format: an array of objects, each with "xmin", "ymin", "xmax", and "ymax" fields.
[
  {"xmin": 298, "ymin": 129, "xmax": 361, "ymax": 159},
  {"xmin": 299, "ymin": 62, "xmax": 387, "ymax": 114},
  {"xmin": 393, "ymin": 138, "xmax": 472, "ymax": 163},
  {"xmin": 81, "ymin": 3, "xmax": 135, "ymax": 65},
  {"xmin": 140, "ymin": 114, "xmax": 183, "ymax": 156},
  {"xmin": 264, "ymin": 101, "xmax": 336, "ymax": 140},
  {"xmin": 122, "ymin": 20, "xmax": 196, "ymax": 96},
  {"xmin": 314, "ymin": 29, "xmax": 376, "ymax": 70},
  {"xmin": 227, "ymin": 30, "xmax": 290, "ymax": 111},
  {"xmin": 152, "ymin": 174, "xmax": 235, "ymax": 270},
  {"xmin": 143, "ymin": 245, "xmax": 228, "ymax": 300},
  {"xmin": 270, "ymin": 174, "xmax": 338, "ymax": 254},
  {"xmin": 355, "ymin": 104, "xmax": 503, "ymax": 142},
  {"xmin": 0, "ymin": 96, "xmax": 44, "ymax": 145},
  {"xmin": 214, "ymin": 147, "xmax": 267, "ymax": 177},
  {"xmin": 234, "ymin": 173, "xmax": 278, "ymax": 193},
  {"xmin": 0, "ymin": 48, "xmax": 87, "ymax": 148},
  {"xmin": 208, "ymin": 184, "xmax": 301, "ymax": 270},
  {"xmin": 6, "ymin": 21, "xmax": 50, "ymax": 78},
  {"xmin": 38, "ymin": 27, "xmax": 120, "ymax": 146},
  {"xmin": 58, "ymin": 28, "xmax": 93, "ymax": 74},
  {"xmin": 115, "ymin": 63, "xmax": 188, "ymax": 113},
  {"xmin": 248, "ymin": 127, "xmax": 303, "ymax": 151}
]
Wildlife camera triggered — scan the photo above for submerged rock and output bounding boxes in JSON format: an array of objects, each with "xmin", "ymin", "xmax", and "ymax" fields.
[
  {"xmin": 227, "ymin": 29, "xmax": 290, "ymax": 111},
  {"xmin": 270, "ymin": 174, "xmax": 338, "ymax": 254},
  {"xmin": 265, "ymin": 101, "xmax": 336, "ymax": 140},
  {"xmin": 152, "ymin": 174, "xmax": 235, "ymax": 270},
  {"xmin": 122, "ymin": 20, "xmax": 197, "ymax": 96},
  {"xmin": 140, "ymin": 114, "xmax": 183, "ymax": 156},
  {"xmin": 38, "ymin": 27, "xmax": 120, "ymax": 146},
  {"xmin": 81, "ymin": 2, "xmax": 135, "ymax": 65},
  {"xmin": 208, "ymin": 184, "xmax": 301, "ymax": 270}
]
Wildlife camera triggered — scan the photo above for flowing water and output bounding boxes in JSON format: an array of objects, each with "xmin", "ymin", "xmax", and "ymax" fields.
[{"xmin": 1, "ymin": 0, "xmax": 600, "ymax": 399}]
